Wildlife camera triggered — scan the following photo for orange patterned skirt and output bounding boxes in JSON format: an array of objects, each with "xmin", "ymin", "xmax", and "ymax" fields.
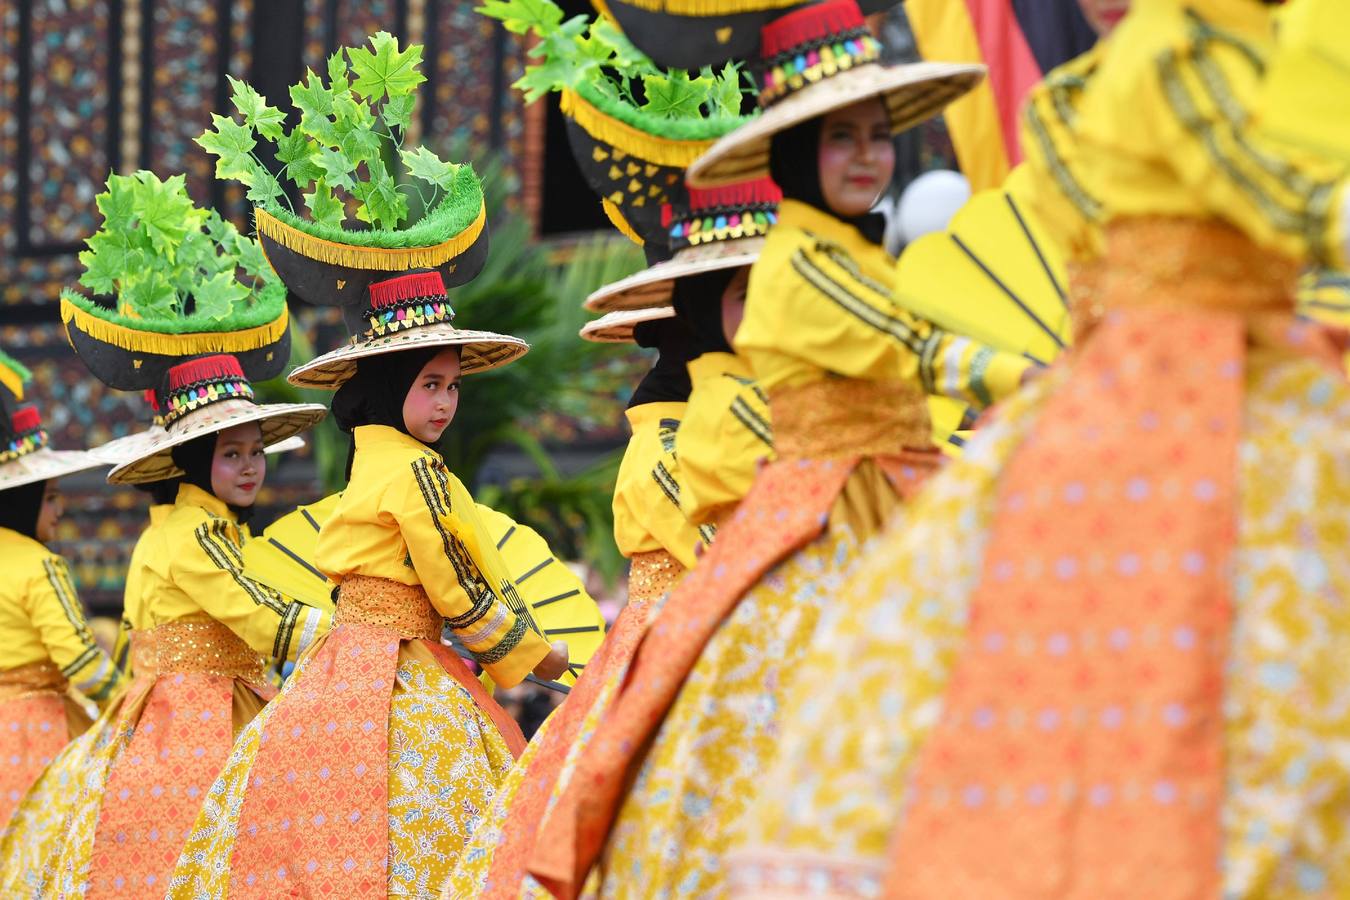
[{"xmin": 0, "ymin": 661, "xmax": 91, "ymax": 830}]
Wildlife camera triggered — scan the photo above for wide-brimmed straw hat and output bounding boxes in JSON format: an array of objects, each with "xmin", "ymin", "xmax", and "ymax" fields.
[
  {"xmin": 580, "ymin": 306, "xmax": 677, "ymax": 343},
  {"xmin": 687, "ymin": 0, "xmax": 984, "ymax": 187},
  {"xmin": 107, "ymin": 353, "xmax": 326, "ymax": 484},
  {"xmin": 286, "ymin": 270, "xmax": 528, "ymax": 389},
  {"xmin": 0, "ymin": 405, "xmax": 108, "ymax": 492},
  {"xmin": 586, "ymin": 178, "xmax": 779, "ymax": 312}
]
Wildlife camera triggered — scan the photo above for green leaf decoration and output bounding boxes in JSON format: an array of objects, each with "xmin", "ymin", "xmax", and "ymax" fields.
[
  {"xmin": 705, "ymin": 62, "xmax": 745, "ymax": 117},
  {"xmin": 400, "ymin": 146, "xmax": 460, "ymax": 191},
  {"xmin": 197, "ymin": 31, "xmax": 473, "ymax": 234},
  {"xmin": 304, "ymin": 178, "xmax": 345, "ymax": 227},
  {"xmin": 227, "ymin": 76, "xmax": 287, "ymax": 141},
  {"xmin": 476, "ymin": 0, "xmax": 563, "ymax": 35},
  {"xmin": 69, "ymin": 170, "xmax": 282, "ymax": 323},
  {"xmin": 382, "ymin": 93, "xmax": 415, "ymax": 132},
  {"xmin": 347, "ymin": 31, "xmax": 426, "ymax": 102},
  {"xmin": 640, "ymin": 71, "xmax": 712, "ymax": 119},
  {"xmin": 193, "ymin": 271, "xmax": 252, "ymax": 321}
]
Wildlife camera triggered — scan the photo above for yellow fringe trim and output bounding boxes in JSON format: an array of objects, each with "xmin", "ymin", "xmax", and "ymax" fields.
[
  {"xmin": 602, "ymin": 198, "xmax": 645, "ymax": 247},
  {"xmin": 253, "ymin": 202, "xmax": 487, "ymax": 272},
  {"xmin": 609, "ymin": 0, "xmax": 798, "ymax": 15},
  {"xmin": 60, "ymin": 297, "xmax": 290, "ymax": 357},
  {"xmin": 0, "ymin": 366, "xmax": 23, "ymax": 402},
  {"xmin": 561, "ymin": 89, "xmax": 716, "ymax": 168}
]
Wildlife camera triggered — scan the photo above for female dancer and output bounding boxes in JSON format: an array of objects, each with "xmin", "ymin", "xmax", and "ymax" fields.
[
  {"xmin": 730, "ymin": 0, "xmax": 1350, "ymax": 896},
  {"xmin": 168, "ymin": 268, "xmax": 567, "ymax": 899},
  {"xmin": 0, "ymin": 361, "xmax": 121, "ymax": 832},
  {"xmin": 529, "ymin": 4, "xmax": 1031, "ymax": 896}
]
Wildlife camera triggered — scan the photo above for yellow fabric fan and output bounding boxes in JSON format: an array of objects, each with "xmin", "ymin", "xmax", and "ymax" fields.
[
  {"xmin": 1253, "ymin": 0, "xmax": 1350, "ymax": 164},
  {"xmin": 242, "ymin": 495, "xmax": 606, "ymax": 689},
  {"xmin": 896, "ymin": 180, "xmax": 1073, "ymax": 367}
]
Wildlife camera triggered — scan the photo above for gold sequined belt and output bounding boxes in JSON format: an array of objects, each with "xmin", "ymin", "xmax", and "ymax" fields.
[
  {"xmin": 1099, "ymin": 217, "xmax": 1298, "ymax": 317},
  {"xmin": 769, "ymin": 378, "xmax": 931, "ymax": 460},
  {"xmin": 128, "ymin": 630, "xmax": 158, "ymax": 677},
  {"xmin": 336, "ymin": 574, "xmax": 442, "ymax": 641},
  {"xmin": 151, "ymin": 616, "xmax": 267, "ymax": 681},
  {"xmin": 0, "ymin": 661, "xmax": 67, "ymax": 702},
  {"xmin": 626, "ymin": 549, "xmax": 685, "ymax": 607}
]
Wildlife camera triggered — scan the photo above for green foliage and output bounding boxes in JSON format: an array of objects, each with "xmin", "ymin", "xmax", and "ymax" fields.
[
  {"xmin": 196, "ymin": 31, "xmax": 464, "ymax": 233},
  {"xmin": 477, "ymin": 0, "xmax": 749, "ymax": 125},
  {"xmin": 68, "ymin": 170, "xmax": 283, "ymax": 324}
]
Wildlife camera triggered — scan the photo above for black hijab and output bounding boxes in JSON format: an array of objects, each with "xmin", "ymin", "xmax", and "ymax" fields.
[
  {"xmin": 671, "ymin": 269, "xmax": 736, "ymax": 357},
  {"xmin": 769, "ymin": 116, "xmax": 888, "ymax": 246},
  {"xmin": 0, "ymin": 480, "xmax": 45, "ymax": 540},
  {"xmin": 330, "ymin": 347, "xmax": 446, "ymax": 478},
  {"xmin": 628, "ymin": 318, "xmax": 697, "ymax": 409},
  {"xmin": 170, "ymin": 432, "xmax": 256, "ymax": 524}
]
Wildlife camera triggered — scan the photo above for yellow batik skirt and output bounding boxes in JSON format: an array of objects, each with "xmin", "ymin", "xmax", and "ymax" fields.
[
  {"xmin": 585, "ymin": 463, "xmax": 907, "ymax": 899},
  {"xmin": 166, "ymin": 636, "xmax": 518, "ymax": 899},
  {"xmin": 728, "ymin": 350, "xmax": 1350, "ymax": 897}
]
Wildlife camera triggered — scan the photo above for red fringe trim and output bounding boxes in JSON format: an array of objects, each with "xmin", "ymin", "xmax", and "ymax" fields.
[
  {"xmin": 11, "ymin": 406, "xmax": 41, "ymax": 433},
  {"xmin": 687, "ymin": 178, "xmax": 782, "ymax": 213},
  {"xmin": 368, "ymin": 271, "xmax": 447, "ymax": 309},
  {"xmin": 143, "ymin": 389, "xmax": 161, "ymax": 413},
  {"xmin": 761, "ymin": 0, "xmax": 865, "ymax": 58},
  {"xmin": 168, "ymin": 354, "xmax": 246, "ymax": 391}
]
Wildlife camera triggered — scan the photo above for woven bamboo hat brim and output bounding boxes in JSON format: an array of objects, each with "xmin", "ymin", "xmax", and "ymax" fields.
[
  {"xmin": 92, "ymin": 426, "xmax": 306, "ymax": 466},
  {"xmin": 107, "ymin": 400, "xmax": 328, "ymax": 485},
  {"xmin": 286, "ymin": 323, "xmax": 529, "ymax": 390},
  {"xmin": 0, "ymin": 448, "xmax": 108, "ymax": 492},
  {"xmin": 687, "ymin": 61, "xmax": 985, "ymax": 187},
  {"xmin": 580, "ymin": 306, "xmax": 677, "ymax": 343},
  {"xmin": 584, "ymin": 238, "xmax": 763, "ymax": 312}
]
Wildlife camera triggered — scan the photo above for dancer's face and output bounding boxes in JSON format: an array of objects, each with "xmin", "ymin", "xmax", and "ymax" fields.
[
  {"xmin": 818, "ymin": 98, "xmax": 895, "ymax": 219},
  {"xmin": 721, "ymin": 267, "xmax": 749, "ymax": 346},
  {"xmin": 211, "ymin": 422, "xmax": 266, "ymax": 508},
  {"xmin": 35, "ymin": 480, "xmax": 63, "ymax": 543},
  {"xmin": 1077, "ymin": 0, "xmax": 1131, "ymax": 35},
  {"xmin": 403, "ymin": 348, "xmax": 462, "ymax": 443}
]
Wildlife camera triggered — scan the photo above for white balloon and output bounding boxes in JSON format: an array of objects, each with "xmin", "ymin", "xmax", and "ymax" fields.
[{"xmin": 896, "ymin": 170, "xmax": 971, "ymax": 244}]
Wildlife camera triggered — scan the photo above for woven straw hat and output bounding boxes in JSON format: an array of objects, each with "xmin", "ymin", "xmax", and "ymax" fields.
[{"xmin": 580, "ymin": 306, "xmax": 677, "ymax": 343}]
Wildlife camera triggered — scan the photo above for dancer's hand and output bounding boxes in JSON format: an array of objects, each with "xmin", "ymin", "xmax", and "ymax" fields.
[{"xmin": 533, "ymin": 641, "xmax": 569, "ymax": 681}]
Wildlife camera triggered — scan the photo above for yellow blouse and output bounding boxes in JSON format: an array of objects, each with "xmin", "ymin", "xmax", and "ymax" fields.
[
  {"xmin": 1016, "ymin": 43, "xmax": 1104, "ymax": 263},
  {"xmin": 1071, "ymin": 0, "xmax": 1350, "ymax": 267},
  {"xmin": 137, "ymin": 483, "xmax": 330, "ymax": 663},
  {"xmin": 315, "ymin": 425, "xmax": 550, "ymax": 689},
  {"xmin": 111, "ymin": 503, "xmax": 172, "ymax": 676},
  {"xmin": 735, "ymin": 199, "xmax": 1031, "ymax": 406},
  {"xmin": 675, "ymin": 352, "xmax": 775, "ymax": 528},
  {"xmin": 612, "ymin": 402, "xmax": 706, "ymax": 570},
  {"xmin": 0, "ymin": 527, "xmax": 123, "ymax": 708}
]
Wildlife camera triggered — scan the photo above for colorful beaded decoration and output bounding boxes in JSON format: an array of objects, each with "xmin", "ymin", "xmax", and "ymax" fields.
[
  {"xmin": 0, "ymin": 405, "xmax": 48, "ymax": 464},
  {"xmin": 757, "ymin": 0, "xmax": 881, "ymax": 107},
  {"xmin": 663, "ymin": 178, "xmax": 782, "ymax": 251},
  {"xmin": 362, "ymin": 271, "xmax": 456, "ymax": 341},
  {"xmin": 162, "ymin": 354, "xmax": 256, "ymax": 428}
]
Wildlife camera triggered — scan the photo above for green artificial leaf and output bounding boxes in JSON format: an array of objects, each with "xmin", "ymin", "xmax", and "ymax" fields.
[
  {"xmin": 513, "ymin": 46, "xmax": 579, "ymax": 103},
  {"xmin": 77, "ymin": 233, "xmax": 128, "ymax": 294},
  {"xmin": 704, "ymin": 61, "xmax": 744, "ymax": 117},
  {"xmin": 94, "ymin": 174, "xmax": 138, "ymax": 234},
  {"xmin": 400, "ymin": 146, "xmax": 459, "ymax": 190},
  {"xmin": 275, "ymin": 129, "xmax": 324, "ymax": 187},
  {"xmin": 195, "ymin": 113, "xmax": 258, "ymax": 183},
  {"xmin": 315, "ymin": 146, "xmax": 356, "ymax": 191},
  {"xmin": 304, "ymin": 178, "xmax": 345, "ymax": 227},
  {"xmin": 588, "ymin": 18, "xmax": 646, "ymax": 76},
  {"xmin": 192, "ymin": 270, "xmax": 251, "ymax": 321},
  {"xmin": 477, "ymin": 0, "xmax": 563, "ymax": 36},
  {"xmin": 327, "ymin": 50, "xmax": 350, "ymax": 94},
  {"xmin": 227, "ymin": 228, "xmax": 271, "ymax": 280},
  {"xmin": 333, "ymin": 93, "xmax": 382, "ymax": 161},
  {"xmin": 228, "ymin": 75, "xmax": 287, "ymax": 141},
  {"xmin": 175, "ymin": 228, "xmax": 221, "ymax": 280},
  {"xmin": 639, "ymin": 70, "xmax": 711, "ymax": 119},
  {"xmin": 244, "ymin": 165, "xmax": 285, "ymax": 206},
  {"xmin": 290, "ymin": 68, "xmax": 335, "ymax": 118},
  {"xmin": 123, "ymin": 271, "xmax": 180, "ymax": 320},
  {"xmin": 352, "ymin": 175, "xmax": 408, "ymax": 230},
  {"xmin": 382, "ymin": 93, "xmax": 415, "ymax": 132},
  {"xmin": 348, "ymin": 31, "xmax": 425, "ymax": 102},
  {"xmin": 130, "ymin": 172, "xmax": 205, "ymax": 263}
]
